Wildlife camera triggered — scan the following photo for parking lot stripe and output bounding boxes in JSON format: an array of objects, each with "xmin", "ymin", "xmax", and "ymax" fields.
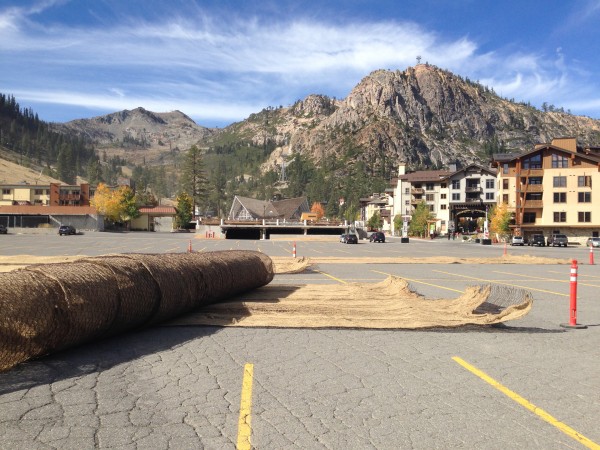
[
  {"xmin": 493, "ymin": 270, "xmax": 600, "ymax": 288},
  {"xmin": 371, "ymin": 270, "xmax": 464, "ymax": 293},
  {"xmin": 452, "ymin": 357, "xmax": 600, "ymax": 449},
  {"xmin": 432, "ymin": 270, "xmax": 569, "ymax": 297},
  {"xmin": 237, "ymin": 363, "xmax": 254, "ymax": 450},
  {"xmin": 312, "ymin": 270, "xmax": 348, "ymax": 284},
  {"xmin": 548, "ymin": 270, "xmax": 600, "ymax": 280}
]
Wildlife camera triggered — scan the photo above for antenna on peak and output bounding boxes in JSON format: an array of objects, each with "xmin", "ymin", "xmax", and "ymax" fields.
[{"xmin": 416, "ymin": 55, "xmax": 422, "ymax": 65}]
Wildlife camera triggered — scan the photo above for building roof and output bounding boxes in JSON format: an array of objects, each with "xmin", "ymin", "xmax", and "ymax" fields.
[
  {"xmin": 229, "ymin": 195, "xmax": 309, "ymax": 220},
  {"xmin": 399, "ymin": 170, "xmax": 451, "ymax": 182},
  {"xmin": 444, "ymin": 163, "xmax": 497, "ymax": 179},
  {"xmin": 492, "ymin": 143, "xmax": 600, "ymax": 165}
]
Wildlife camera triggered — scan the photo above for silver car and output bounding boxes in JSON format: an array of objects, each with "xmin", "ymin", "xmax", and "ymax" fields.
[
  {"xmin": 510, "ymin": 235, "xmax": 525, "ymax": 246},
  {"xmin": 586, "ymin": 237, "xmax": 600, "ymax": 248}
]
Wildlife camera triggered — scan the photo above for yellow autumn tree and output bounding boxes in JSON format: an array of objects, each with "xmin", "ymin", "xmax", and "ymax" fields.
[
  {"xmin": 310, "ymin": 202, "xmax": 325, "ymax": 220},
  {"xmin": 489, "ymin": 202, "xmax": 512, "ymax": 239},
  {"xmin": 91, "ymin": 183, "xmax": 139, "ymax": 224}
]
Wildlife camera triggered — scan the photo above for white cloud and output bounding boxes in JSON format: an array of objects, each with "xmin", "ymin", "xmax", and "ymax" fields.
[{"xmin": 2, "ymin": 4, "xmax": 600, "ymax": 122}]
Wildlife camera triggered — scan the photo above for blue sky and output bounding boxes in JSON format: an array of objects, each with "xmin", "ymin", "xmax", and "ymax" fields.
[{"xmin": 2, "ymin": 0, "xmax": 600, "ymax": 127}]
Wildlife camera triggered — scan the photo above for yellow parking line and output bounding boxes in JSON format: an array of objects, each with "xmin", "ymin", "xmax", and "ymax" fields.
[
  {"xmin": 453, "ymin": 357, "xmax": 600, "ymax": 449},
  {"xmin": 493, "ymin": 270, "xmax": 600, "ymax": 288},
  {"xmin": 237, "ymin": 363, "xmax": 254, "ymax": 450},
  {"xmin": 312, "ymin": 270, "xmax": 348, "ymax": 284},
  {"xmin": 548, "ymin": 269, "xmax": 600, "ymax": 280},
  {"xmin": 371, "ymin": 270, "xmax": 463, "ymax": 293},
  {"xmin": 432, "ymin": 269, "xmax": 568, "ymax": 297}
]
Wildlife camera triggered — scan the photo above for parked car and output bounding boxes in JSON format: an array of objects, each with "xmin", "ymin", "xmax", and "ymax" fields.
[
  {"xmin": 0, "ymin": 224, "xmax": 7, "ymax": 234},
  {"xmin": 547, "ymin": 234, "xmax": 569, "ymax": 247},
  {"xmin": 344, "ymin": 234, "xmax": 358, "ymax": 244},
  {"xmin": 586, "ymin": 237, "xmax": 600, "ymax": 248},
  {"xmin": 369, "ymin": 231, "xmax": 386, "ymax": 243},
  {"xmin": 340, "ymin": 233, "xmax": 358, "ymax": 244},
  {"xmin": 58, "ymin": 225, "xmax": 76, "ymax": 236},
  {"xmin": 528, "ymin": 234, "xmax": 546, "ymax": 247},
  {"xmin": 510, "ymin": 235, "xmax": 525, "ymax": 246}
]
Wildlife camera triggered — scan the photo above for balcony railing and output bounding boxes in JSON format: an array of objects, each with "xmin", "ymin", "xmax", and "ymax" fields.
[
  {"xmin": 519, "ymin": 184, "xmax": 543, "ymax": 193},
  {"xmin": 521, "ymin": 168, "xmax": 544, "ymax": 177},
  {"xmin": 411, "ymin": 188, "xmax": 424, "ymax": 194},
  {"xmin": 523, "ymin": 200, "xmax": 543, "ymax": 208},
  {"xmin": 59, "ymin": 194, "xmax": 82, "ymax": 201},
  {"xmin": 465, "ymin": 186, "xmax": 481, "ymax": 193}
]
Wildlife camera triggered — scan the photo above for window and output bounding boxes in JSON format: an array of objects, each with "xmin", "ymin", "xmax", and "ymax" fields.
[
  {"xmin": 503, "ymin": 163, "xmax": 509, "ymax": 174},
  {"xmin": 34, "ymin": 189, "xmax": 44, "ymax": 195},
  {"xmin": 405, "ymin": 200, "xmax": 410, "ymax": 206},
  {"xmin": 578, "ymin": 176, "xmax": 592, "ymax": 188},
  {"xmin": 553, "ymin": 192, "xmax": 567, "ymax": 203},
  {"xmin": 440, "ymin": 183, "xmax": 447, "ymax": 188},
  {"xmin": 553, "ymin": 212, "xmax": 566, "ymax": 222},
  {"xmin": 440, "ymin": 204, "xmax": 447, "ymax": 210},
  {"xmin": 440, "ymin": 193, "xmax": 446, "ymax": 199},
  {"xmin": 426, "ymin": 183, "xmax": 434, "ymax": 191},
  {"xmin": 553, "ymin": 176, "xmax": 567, "ymax": 188},
  {"xmin": 522, "ymin": 154, "xmax": 542, "ymax": 169},
  {"xmin": 502, "ymin": 179, "xmax": 509, "ymax": 189},
  {"xmin": 451, "ymin": 180, "xmax": 460, "ymax": 189},
  {"xmin": 528, "ymin": 177, "xmax": 543, "ymax": 185},
  {"xmin": 452, "ymin": 193, "xmax": 460, "ymax": 201},
  {"xmin": 404, "ymin": 188, "xmax": 410, "ymax": 195},
  {"xmin": 525, "ymin": 193, "xmax": 542, "ymax": 201},
  {"xmin": 523, "ymin": 212, "xmax": 536, "ymax": 223},
  {"xmin": 2, "ymin": 189, "xmax": 10, "ymax": 195},
  {"xmin": 428, "ymin": 205, "xmax": 435, "ymax": 212},
  {"xmin": 502, "ymin": 194, "xmax": 509, "ymax": 203},
  {"xmin": 551, "ymin": 153, "xmax": 568, "ymax": 168},
  {"xmin": 578, "ymin": 192, "xmax": 591, "ymax": 202},
  {"xmin": 485, "ymin": 192, "xmax": 495, "ymax": 200},
  {"xmin": 485, "ymin": 179, "xmax": 495, "ymax": 189},
  {"xmin": 466, "ymin": 179, "xmax": 480, "ymax": 189},
  {"xmin": 425, "ymin": 194, "xmax": 434, "ymax": 202},
  {"xmin": 578, "ymin": 212, "xmax": 592, "ymax": 223}
]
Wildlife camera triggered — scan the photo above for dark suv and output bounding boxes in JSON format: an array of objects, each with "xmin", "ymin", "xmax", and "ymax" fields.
[
  {"xmin": 0, "ymin": 224, "xmax": 7, "ymax": 234},
  {"xmin": 58, "ymin": 225, "xmax": 76, "ymax": 236},
  {"xmin": 369, "ymin": 231, "xmax": 385, "ymax": 243},
  {"xmin": 547, "ymin": 234, "xmax": 568, "ymax": 247},
  {"xmin": 528, "ymin": 234, "xmax": 545, "ymax": 247}
]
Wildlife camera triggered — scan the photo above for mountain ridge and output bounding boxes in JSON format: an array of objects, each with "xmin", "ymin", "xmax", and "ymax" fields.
[{"xmin": 35, "ymin": 64, "xmax": 600, "ymax": 179}]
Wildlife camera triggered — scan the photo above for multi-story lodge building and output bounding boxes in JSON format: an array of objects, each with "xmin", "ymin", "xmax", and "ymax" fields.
[
  {"xmin": 493, "ymin": 137, "xmax": 600, "ymax": 243},
  {"xmin": 387, "ymin": 163, "xmax": 497, "ymax": 235}
]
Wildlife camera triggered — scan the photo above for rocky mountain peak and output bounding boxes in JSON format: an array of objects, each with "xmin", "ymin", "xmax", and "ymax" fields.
[{"xmin": 213, "ymin": 65, "xmax": 600, "ymax": 170}]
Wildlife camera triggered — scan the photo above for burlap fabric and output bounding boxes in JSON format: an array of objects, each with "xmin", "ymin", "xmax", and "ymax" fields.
[{"xmin": 0, "ymin": 250, "xmax": 274, "ymax": 372}]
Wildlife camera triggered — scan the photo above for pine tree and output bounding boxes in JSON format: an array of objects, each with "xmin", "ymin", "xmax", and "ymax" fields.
[{"xmin": 180, "ymin": 145, "xmax": 208, "ymax": 216}]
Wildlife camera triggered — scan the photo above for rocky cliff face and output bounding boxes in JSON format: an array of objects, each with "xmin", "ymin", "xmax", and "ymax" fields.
[
  {"xmin": 53, "ymin": 107, "xmax": 214, "ymax": 164},
  {"xmin": 213, "ymin": 65, "xmax": 600, "ymax": 172}
]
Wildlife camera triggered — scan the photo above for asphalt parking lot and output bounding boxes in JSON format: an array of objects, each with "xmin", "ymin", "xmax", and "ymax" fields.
[{"xmin": 1, "ymin": 232, "xmax": 599, "ymax": 449}]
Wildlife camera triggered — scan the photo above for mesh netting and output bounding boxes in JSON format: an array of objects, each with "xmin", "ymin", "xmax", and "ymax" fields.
[{"xmin": 0, "ymin": 250, "xmax": 274, "ymax": 372}]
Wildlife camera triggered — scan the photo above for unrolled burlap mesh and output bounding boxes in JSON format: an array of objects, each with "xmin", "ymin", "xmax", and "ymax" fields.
[{"xmin": 0, "ymin": 250, "xmax": 274, "ymax": 372}]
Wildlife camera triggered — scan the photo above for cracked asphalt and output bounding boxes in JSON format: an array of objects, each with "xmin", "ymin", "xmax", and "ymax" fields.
[{"xmin": 1, "ymin": 232, "xmax": 599, "ymax": 449}]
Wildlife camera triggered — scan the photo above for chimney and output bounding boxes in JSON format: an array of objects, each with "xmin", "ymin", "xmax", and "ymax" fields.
[{"xmin": 398, "ymin": 161, "xmax": 407, "ymax": 176}]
